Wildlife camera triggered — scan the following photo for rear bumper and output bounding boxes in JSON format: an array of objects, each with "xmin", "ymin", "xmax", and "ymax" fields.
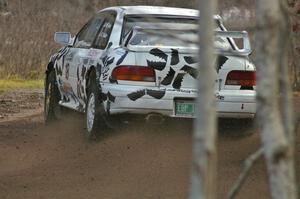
[
  {"xmin": 217, "ymin": 90, "xmax": 256, "ymax": 118},
  {"xmin": 101, "ymin": 83, "xmax": 256, "ymax": 119}
]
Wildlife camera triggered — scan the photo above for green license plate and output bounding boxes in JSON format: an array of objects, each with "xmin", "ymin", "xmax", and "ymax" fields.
[{"xmin": 175, "ymin": 101, "xmax": 195, "ymax": 117}]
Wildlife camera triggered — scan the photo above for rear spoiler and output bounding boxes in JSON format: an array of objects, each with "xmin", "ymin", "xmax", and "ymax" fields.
[
  {"xmin": 122, "ymin": 27, "xmax": 252, "ymax": 56},
  {"xmin": 215, "ymin": 31, "xmax": 252, "ymax": 56}
]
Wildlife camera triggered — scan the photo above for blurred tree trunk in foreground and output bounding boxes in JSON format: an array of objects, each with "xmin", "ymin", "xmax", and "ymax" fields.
[
  {"xmin": 256, "ymin": 0, "xmax": 297, "ymax": 198},
  {"xmin": 287, "ymin": 0, "xmax": 300, "ymax": 90},
  {"xmin": 189, "ymin": 0, "xmax": 217, "ymax": 199}
]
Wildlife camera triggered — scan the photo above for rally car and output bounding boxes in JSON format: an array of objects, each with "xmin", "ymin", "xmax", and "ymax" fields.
[{"xmin": 44, "ymin": 6, "xmax": 256, "ymax": 139}]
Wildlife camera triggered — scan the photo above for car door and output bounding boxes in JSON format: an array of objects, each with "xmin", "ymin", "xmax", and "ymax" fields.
[
  {"xmin": 75, "ymin": 12, "xmax": 117, "ymax": 109},
  {"xmin": 90, "ymin": 11, "xmax": 117, "ymax": 84},
  {"xmin": 60, "ymin": 14, "xmax": 105, "ymax": 109}
]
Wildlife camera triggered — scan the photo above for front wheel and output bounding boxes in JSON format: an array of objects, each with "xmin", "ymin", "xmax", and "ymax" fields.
[{"xmin": 44, "ymin": 70, "xmax": 61, "ymax": 123}]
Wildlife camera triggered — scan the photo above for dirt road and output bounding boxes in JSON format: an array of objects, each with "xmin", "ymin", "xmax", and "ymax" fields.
[{"xmin": 0, "ymin": 90, "xmax": 299, "ymax": 199}]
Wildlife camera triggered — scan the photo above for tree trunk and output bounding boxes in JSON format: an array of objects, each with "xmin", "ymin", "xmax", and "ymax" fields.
[
  {"xmin": 0, "ymin": 0, "xmax": 7, "ymax": 11},
  {"xmin": 287, "ymin": 0, "xmax": 300, "ymax": 90},
  {"xmin": 189, "ymin": 0, "xmax": 217, "ymax": 199},
  {"xmin": 256, "ymin": 1, "xmax": 297, "ymax": 198},
  {"xmin": 280, "ymin": 0, "xmax": 297, "ymax": 192}
]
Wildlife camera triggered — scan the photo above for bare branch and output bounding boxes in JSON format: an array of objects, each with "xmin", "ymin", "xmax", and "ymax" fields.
[{"xmin": 227, "ymin": 148, "xmax": 263, "ymax": 199}]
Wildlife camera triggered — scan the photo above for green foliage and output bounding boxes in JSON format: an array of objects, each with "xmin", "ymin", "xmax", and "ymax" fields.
[{"xmin": 0, "ymin": 78, "xmax": 43, "ymax": 94}]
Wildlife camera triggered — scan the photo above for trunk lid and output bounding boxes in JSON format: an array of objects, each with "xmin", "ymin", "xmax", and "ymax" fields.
[
  {"xmin": 134, "ymin": 47, "xmax": 201, "ymax": 90},
  {"xmin": 133, "ymin": 48, "xmax": 248, "ymax": 91}
]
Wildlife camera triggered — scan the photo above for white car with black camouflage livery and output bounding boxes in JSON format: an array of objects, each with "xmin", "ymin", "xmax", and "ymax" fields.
[{"xmin": 44, "ymin": 6, "xmax": 256, "ymax": 139}]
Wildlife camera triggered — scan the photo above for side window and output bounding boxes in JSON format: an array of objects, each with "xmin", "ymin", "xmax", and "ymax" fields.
[
  {"xmin": 93, "ymin": 13, "xmax": 116, "ymax": 49},
  {"xmin": 74, "ymin": 16, "xmax": 104, "ymax": 48}
]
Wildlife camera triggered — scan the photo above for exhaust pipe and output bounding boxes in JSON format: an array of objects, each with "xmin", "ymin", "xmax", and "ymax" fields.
[{"xmin": 145, "ymin": 113, "xmax": 165, "ymax": 125}]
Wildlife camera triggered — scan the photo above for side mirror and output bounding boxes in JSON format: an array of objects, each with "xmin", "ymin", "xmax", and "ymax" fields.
[{"xmin": 54, "ymin": 32, "xmax": 71, "ymax": 46}]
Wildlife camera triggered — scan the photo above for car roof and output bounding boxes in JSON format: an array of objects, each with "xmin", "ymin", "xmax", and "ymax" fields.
[{"xmin": 101, "ymin": 6, "xmax": 221, "ymax": 19}]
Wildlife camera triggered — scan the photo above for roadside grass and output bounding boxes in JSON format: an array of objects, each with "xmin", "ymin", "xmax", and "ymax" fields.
[{"xmin": 0, "ymin": 78, "xmax": 44, "ymax": 94}]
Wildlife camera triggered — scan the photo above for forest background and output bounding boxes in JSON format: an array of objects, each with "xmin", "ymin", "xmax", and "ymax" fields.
[{"xmin": 0, "ymin": 0, "xmax": 299, "ymax": 90}]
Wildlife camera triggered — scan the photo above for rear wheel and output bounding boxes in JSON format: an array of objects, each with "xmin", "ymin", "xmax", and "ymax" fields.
[
  {"xmin": 44, "ymin": 70, "xmax": 61, "ymax": 123},
  {"xmin": 85, "ymin": 72, "xmax": 107, "ymax": 140}
]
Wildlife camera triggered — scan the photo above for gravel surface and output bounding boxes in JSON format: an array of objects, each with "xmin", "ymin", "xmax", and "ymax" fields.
[
  {"xmin": 0, "ymin": 89, "xmax": 43, "ymax": 121},
  {"xmin": 0, "ymin": 89, "xmax": 299, "ymax": 199}
]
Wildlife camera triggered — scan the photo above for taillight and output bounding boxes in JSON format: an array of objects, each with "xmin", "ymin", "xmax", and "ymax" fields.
[
  {"xmin": 225, "ymin": 70, "xmax": 256, "ymax": 86},
  {"xmin": 111, "ymin": 66, "xmax": 155, "ymax": 82}
]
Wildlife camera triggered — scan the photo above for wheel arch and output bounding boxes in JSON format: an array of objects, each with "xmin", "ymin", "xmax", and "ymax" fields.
[
  {"xmin": 46, "ymin": 53, "xmax": 58, "ymax": 75},
  {"xmin": 46, "ymin": 62, "xmax": 55, "ymax": 75},
  {"xmin": 44, "ymin": 62, "xmax": 56, "ymax": 89},
  {"xmin": 85, "ymin": 65, "xmax": 100, "ymax": 95}
]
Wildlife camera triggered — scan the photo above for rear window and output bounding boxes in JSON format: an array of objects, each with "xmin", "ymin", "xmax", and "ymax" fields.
[{"xmin": 122, "ymin": 15, "xmax": 233, "ymax": 49}]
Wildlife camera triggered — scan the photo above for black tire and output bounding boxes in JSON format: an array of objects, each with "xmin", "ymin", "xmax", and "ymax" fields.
[
  {"xmin": 44, "ymin": 70, "xmax": 61, "ymax": 123},
  {"xmin": 85, "ymin": 71, "xmax": 107, "ymax": 140}
]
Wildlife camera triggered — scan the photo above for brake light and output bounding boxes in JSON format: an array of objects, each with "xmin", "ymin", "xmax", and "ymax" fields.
[
  {"xmin": 111, "ymin": 66, "xmax": 155, "ymax": 82},
  {"xmin": 225, "ymin": 70, "xmax": 256, "ymax": 86}
]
